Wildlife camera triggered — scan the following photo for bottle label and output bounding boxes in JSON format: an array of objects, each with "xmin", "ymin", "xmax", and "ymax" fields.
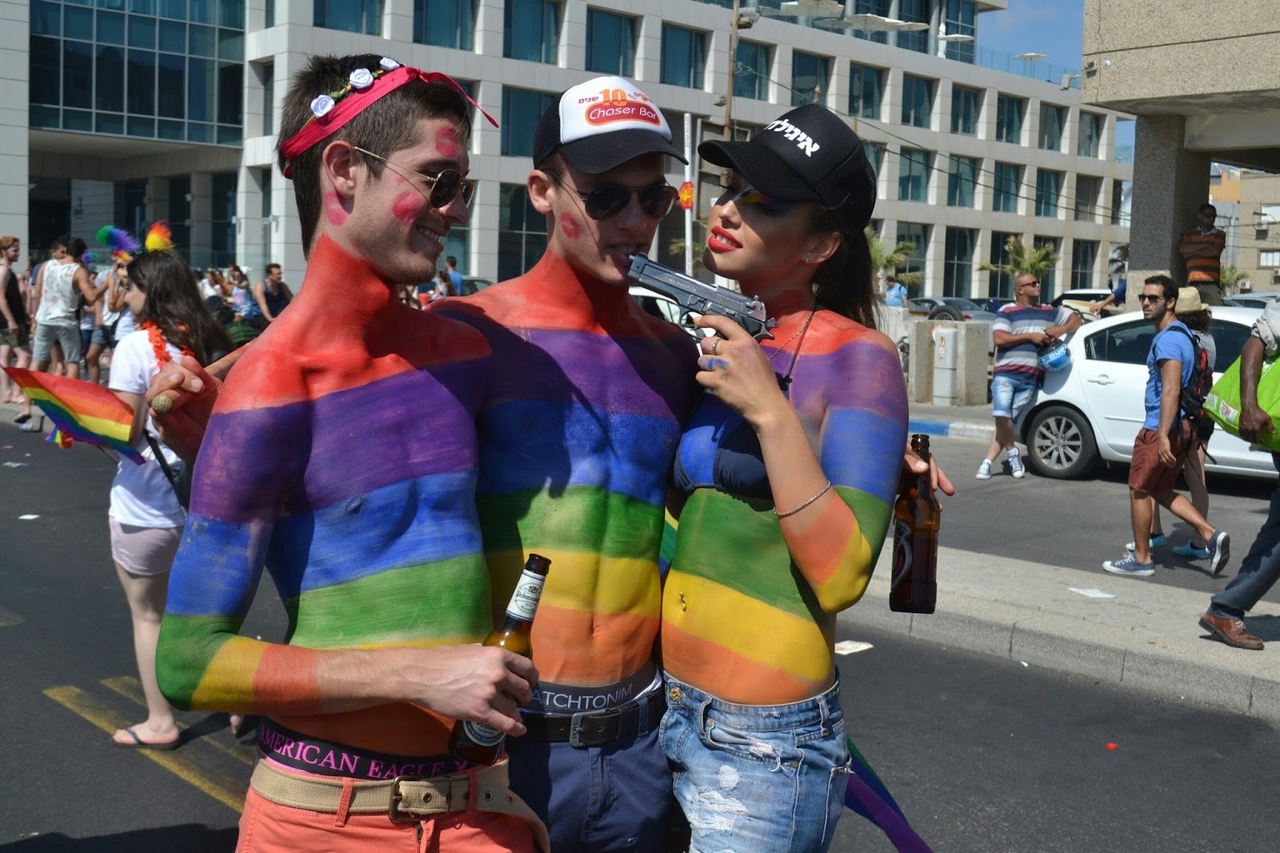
[
  {"xmin": 505, "ymin": 568, "xmax": 547, "ymax": 622},
  {"xmin": 891, "ymin": 520, "xmax": 911, "ymax": 589},
  {"xmin": 462, "ymin": 720, "xmax": 505, "ymax": 748}
]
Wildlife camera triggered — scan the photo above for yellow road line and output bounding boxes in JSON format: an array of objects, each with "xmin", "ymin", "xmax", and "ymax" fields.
[
  {"xmin": 0, "ymin": 605, "xmax": 24, "ymax": 626},
  {"xmin": 101, "ymin": 676, "xmax": 254, "ymax": 767},
  {"xmin": 43, "ymin": 685, "xmax": 247, "ymax": 813}
]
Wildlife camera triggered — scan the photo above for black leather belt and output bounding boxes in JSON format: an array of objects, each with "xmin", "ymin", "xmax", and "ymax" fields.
[{"xmin": 520, "ymin": 690, "xmax": 666, "ymax": 748}]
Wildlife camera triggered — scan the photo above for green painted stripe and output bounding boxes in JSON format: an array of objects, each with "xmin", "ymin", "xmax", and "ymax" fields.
[
  {"xmin": 478, "ymin": 486, "xmax": 663, "ymax": 558},
  {"xmin": 157, "ymin": 614, "xmax": 239, "ymax": 709}
]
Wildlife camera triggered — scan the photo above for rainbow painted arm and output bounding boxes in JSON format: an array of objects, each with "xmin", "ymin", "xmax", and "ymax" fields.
[{"xmin": 773, "ymin": 335, "xmax": 908, "ymax": 613}]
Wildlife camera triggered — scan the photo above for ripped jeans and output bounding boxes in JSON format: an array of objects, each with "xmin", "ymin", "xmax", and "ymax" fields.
[{"xmin": 659, "ymin": 674, "xmax": 850, "ymax": 853}]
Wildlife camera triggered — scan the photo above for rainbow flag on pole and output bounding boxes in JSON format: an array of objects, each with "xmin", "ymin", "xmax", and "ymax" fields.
[{"xmin": 3, "ymin": 367, "xmax": 143, "ymax": 463}]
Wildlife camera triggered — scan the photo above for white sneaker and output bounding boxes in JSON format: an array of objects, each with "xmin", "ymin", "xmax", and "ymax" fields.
[
  {"xmin": 1009, "ymin": 454, "xmax": 1025, "ymax": 479},
  {"xmin": 976, "ymin": 460, "xmax": 992, "ymax": 480}
]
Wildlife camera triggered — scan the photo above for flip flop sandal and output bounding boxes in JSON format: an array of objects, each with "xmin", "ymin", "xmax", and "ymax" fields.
[{"xmin": 114, "ymin": 726, "xmax": 181, "ymax": 751}]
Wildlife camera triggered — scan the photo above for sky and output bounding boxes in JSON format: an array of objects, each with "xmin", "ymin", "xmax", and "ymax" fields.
[{"xmin": 975, "ymin": 0, "xmax": 1135, "ymax": 147}]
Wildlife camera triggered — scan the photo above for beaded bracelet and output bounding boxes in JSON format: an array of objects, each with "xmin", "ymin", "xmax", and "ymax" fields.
[{"xmin": 775, "ymin": 481, "xmax": 833, "ymax": 519}]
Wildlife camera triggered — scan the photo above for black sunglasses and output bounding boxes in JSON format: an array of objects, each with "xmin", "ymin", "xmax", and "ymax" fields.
[
  {"xmin": 1137, "ymin": 294, "xmax": 1165, "ymax": 303},
  {"xmin": 352, "ymin": 146, "xmax": 476, "ymax": 209},
  {"xmin": 549, "ymin": 174, "xmax": 678, "ymax": 221}
]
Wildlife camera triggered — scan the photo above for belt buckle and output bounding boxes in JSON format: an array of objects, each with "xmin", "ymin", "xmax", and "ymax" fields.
[
  {"xmin": 388, "ymin": 774, "xmax": 425, "ymax": 823},
  {"xmin": 568, "ymin": 711, "xmax": 590, "ymax": 748}
]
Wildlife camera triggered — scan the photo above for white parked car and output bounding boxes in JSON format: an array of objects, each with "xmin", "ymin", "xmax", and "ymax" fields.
[{"xmin": 1018, "ymin": 306, "xmax": 1277, "ymax": 480}]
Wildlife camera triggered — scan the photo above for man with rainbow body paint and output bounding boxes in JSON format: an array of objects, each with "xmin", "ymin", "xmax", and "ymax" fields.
[{"xmin": 153, "ymin": 54, "xmax": 547, "ymax": 851}]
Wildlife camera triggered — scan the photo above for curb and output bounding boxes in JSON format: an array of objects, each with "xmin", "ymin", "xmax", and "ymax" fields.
[{"xmin": 907, "ymin": 418, "xmax": 995, "ymax": 441}]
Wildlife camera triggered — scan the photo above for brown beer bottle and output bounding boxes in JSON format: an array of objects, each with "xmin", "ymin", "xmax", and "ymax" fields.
[
  {"xmin": 448, "ymin": 553, "xmax": 551, "ymax": 765},
  {"xmin": 890, "ymin": 434, "xmax": 940, "ymax": 614}
]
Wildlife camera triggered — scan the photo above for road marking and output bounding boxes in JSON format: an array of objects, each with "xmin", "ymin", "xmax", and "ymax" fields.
[
  {"xmin": 43, "ymin": 685, "xmax": 247, "ymax": 813},
  {"xmin": 101, "ymin": 676, "xmax": 254, "ymax": 767},
  {"xmin": 0, "ymin": 605, "xmax": 24, "ymax": 626}
]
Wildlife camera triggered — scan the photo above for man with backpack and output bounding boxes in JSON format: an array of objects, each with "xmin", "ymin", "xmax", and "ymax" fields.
[{"xmin": 1103, "ymin": 274, "xmax": 1229, "ymax": 577}]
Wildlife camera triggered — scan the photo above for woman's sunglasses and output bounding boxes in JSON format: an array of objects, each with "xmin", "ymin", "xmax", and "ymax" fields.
[
  {"xmin": 717, "ymin": 185, "xmax": 798, "ymax": 217},
  {"xmin": 549, "ymin": 174, "xmax": 679, "ymax": 221},
  {"xmin": 352, "ymin": 146, "xmax": 476, "ymax": 209}
]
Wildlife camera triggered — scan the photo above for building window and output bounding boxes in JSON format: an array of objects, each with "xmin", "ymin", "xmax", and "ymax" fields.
[
  {"xmin": 993, "ymin": 162, "xmax": 1021, "ymax": 213},
  {"xmin": 1111, "ymin": 180, "xmax": 1125, "ymax": 225},
  {"xmin": 864, "ymin": 141, "xmax": 885, "ymax": 176},
  {"xmin": 661, "ymin": 25, "xmax": 705, "ymax": 89},
  {"xmin": 415, "ymin": 0, "xmax": 475, "ymax": 50},
  {"xmin": 849, "ymin": 63, "xmax": 883, "ymax": 120},
  {"xmin": 947, "ymin": 156, "xmax": 977, "ymax": 208},
  {"xmin": 1035, "ymin": 169, "xmax": 1063, "ymax": 218},
  {"xmin": 896, "ymin": 0, "xmax": 928, "ymax": 53},
  {"xmin": 901, "ymin": 75, "xmax": 933, "ymax": 129},
  {"xmin": 988, "ymin": 232, "xmax": 1016, "ymax": 298},
  {"xmin": 852, "ymin": 0, "xmax": 889, "ymax": 44},
  {"xmin": 211, "ymin": 171, "xmax": 237, "ymax": 269},
  {"xmin": 995, "ymin": 95, "xmax": 1024, "ymax": 144},
  {"xmin": 1038, "ymin": 103, "xmax": 1065, "ymax": 151},
  {"xmin": 1071, "ymin": 240, "xmax": 1098, "ymax": 290},
  {"xmin": 898, "ymin": 148, "xmax": 931, "ymax": 202},
  {"xmin": 943, "ymin": 227, "xmax": 976, "ymax": 298},
  {"xmin": 1075, "ymin": 175, "xmax": 1101, "ymax": 222},
  {"xmin": 950, "ymin": 86, "xmax": 980, "ymax": 136},
  {"xmin": 586, "ymin": 10, "xmax": 635, "ymax": 76},
  {"xmin": 1260, "ymin": 250, "xmax": 1280, "ymax": 267},
  {"xmin": 259, "ymin": 62, "xmax": 274, "ymax": 137},
  {"xmin": 1037, "ymin": 236, "xmax": 1061, "ymax": 300},
  {"xmin": 734, "ymin": 41, "xmax": 769, "ymax": 101},
  {"xmin": 791, "ymin": 52, "xmax": 829, "ymax": 106},
  {"xmin": 943, "ymin": 0, "xmax": 976, "ymax": 62},
  {"xmin": 897, "ymin": 222, "xmax": 929, "ymax": 295},
  {"xmin": 168, "ymin": 175, "xmax": 191, "ymax": 258},
  {"xmin": 314, "ymin": 0, "xmax": 381, "ymax": 34},
  {"xmin": 502, "ymin": 87, "xmax": 555, "ymax": 158},
  {"xmin": 1078, "ymin": 112, "xmax": 1104, "ymax": 158},
  {"xmin": 498, "ymin": 183, "xmax": 548, "ymax": 281},
  {"xmin": 505, "ymin": 0, "xmax": 559, "ymax": 63}
]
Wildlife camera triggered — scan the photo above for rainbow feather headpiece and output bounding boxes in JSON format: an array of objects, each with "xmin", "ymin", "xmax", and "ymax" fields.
[
  {"xmin": 95, "ymin": 225, "xmax": 141, "ymax": 263},
  {"xmin": 145, "ymin": 222, "xmax": 174, "ymax": 252}
]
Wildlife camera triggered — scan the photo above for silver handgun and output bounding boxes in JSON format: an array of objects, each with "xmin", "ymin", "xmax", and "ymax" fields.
[{"xmin": 627, "ymin": 254, "xmax": 776, "ymax": 340}]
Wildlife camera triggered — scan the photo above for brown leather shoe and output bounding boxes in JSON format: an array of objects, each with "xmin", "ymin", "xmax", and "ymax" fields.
[{"xmin": 1199, "ymin": 612, "xmax": 1264, "ymax": 650}]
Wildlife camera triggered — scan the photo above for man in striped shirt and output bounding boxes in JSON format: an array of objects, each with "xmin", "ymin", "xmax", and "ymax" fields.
[
  {"xmin": 976, "ymin": 272, "xmax": 1081, "ymax": 480},
  {"xmin": 1179, "ymin": 203, "xmax": 1227, "ymax": 306}
]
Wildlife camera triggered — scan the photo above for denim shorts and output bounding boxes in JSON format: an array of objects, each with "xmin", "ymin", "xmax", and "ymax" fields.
[
  {"xmin": 990, "ymin": 372, "xmax": 1038, "ymax": 420},
  {"xmin": 660, "ymin": 675, "xmax": 850, "ymax": 853}
]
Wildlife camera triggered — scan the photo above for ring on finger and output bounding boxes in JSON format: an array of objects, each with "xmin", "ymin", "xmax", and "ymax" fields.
[{"xmin": 710, "ymin": 339, "xmax": 720, "ymax": 355}]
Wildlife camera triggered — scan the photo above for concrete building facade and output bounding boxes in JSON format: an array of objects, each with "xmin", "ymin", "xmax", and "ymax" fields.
[{"xmin": 9, "ymin": 0, "xmax": 1130, "ymax": 299}]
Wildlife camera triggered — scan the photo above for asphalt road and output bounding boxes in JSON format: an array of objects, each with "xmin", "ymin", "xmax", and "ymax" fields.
[{"xmin": 3, "ymin": 422, "xmax": 1279, "ymax": 851}]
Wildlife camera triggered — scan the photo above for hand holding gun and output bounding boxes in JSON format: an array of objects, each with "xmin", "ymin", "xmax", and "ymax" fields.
[{"xmin": 627, "ymin": 254, "xmax": 776, "ymax": 341}]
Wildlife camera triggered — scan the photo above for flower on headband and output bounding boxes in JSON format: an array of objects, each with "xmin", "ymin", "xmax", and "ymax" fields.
[
  {"xmin": 349, "ymin": 68, "xmax": 374, "ymax": 89},
  {"xmin": 379, "ymin": 57, "xmax": 401, "ymax": 71},
  {"xmin": 311, "ymin": 94, "xmax": 336, "ymax": 119}
]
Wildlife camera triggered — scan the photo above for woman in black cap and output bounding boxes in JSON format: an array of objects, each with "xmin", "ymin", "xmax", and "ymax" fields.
[{"xmin": 658, "ymin": 104, "xmax": 910, "ymax": 851}]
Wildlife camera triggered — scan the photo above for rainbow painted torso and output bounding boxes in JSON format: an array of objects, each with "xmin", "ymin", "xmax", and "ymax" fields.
[
  {"xmin": 661, "ymin": 312, "xmax": 908, "ymax": 705},
  {"xmin": 439, "ymin": 255, "xmax": 698, "ymax": 688},
  {"xmin": 157, "ymin": 237, "xmax": 495, "ymax": 754}
]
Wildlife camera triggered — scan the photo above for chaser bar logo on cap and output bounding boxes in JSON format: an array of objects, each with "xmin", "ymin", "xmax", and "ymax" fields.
[{"xmin": 533, "ymin": 75, "xmax": 687, "ymax": 175}]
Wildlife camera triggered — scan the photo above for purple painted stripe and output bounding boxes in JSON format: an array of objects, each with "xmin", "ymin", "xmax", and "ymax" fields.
[
  {"xmin": 193, "ymin": 362, "xmax": 485, "ymax": 523},
  {"xmin": 790, "ymin": 339, "xmax": 909, "ymax": 420}
]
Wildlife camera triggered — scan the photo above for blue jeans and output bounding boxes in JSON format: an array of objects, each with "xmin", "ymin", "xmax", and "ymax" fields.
[
  {"xmin": 1210, "ymin": 480, "xmax": 1280, "ymax": 619},
  {"xmin": 660, "ymin": 675, "xmax": 850, "ymax": 853},
  {"xmin": 990, "ymin": 372, "xmax": 1038, "ymax": 421}
]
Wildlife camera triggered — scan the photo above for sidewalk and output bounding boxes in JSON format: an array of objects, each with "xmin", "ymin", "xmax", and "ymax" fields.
[{"xmin": 845, "ymin": 544, "xmax": 1280, "ymax": 724}]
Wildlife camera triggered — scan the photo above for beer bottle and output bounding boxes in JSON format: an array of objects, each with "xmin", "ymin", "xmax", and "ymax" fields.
[
  {"xmin": 448, "ymin": 553, "xmax": 551, "ymax": 765},
  {"xmin": 890, "ymin": 434, "xmax": 940, "ymax": 614}
]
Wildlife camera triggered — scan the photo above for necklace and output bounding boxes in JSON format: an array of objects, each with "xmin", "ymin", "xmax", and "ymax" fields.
[
  {"xmin": 141, "ymin": 321, "xmax": 194, "ymax": 367},
  {"xmin": 770, "ymin": 307, "xmax": 818, "ymax": 392}
]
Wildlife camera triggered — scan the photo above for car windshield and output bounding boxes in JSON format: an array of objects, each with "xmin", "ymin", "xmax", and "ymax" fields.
[{"xmin": 944, "ymin": 299, "xmax": 982, "ymax": 310}]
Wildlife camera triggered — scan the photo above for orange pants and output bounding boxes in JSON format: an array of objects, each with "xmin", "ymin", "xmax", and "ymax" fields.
[{"xmin": 236, "ymin": 786, "xmax": 540, "ymax": 852}]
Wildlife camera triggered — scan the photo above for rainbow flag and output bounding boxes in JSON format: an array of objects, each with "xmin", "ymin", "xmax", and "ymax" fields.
[{"xmin": 3, "ymin": 367, "xmax": 143, "ymax": 464}]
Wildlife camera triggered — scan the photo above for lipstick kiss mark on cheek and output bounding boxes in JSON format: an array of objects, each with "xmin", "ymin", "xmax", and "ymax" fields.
[
  {"xmin": 392, "ymin": 191, "xmax": 425, "ymax": 225},
  {"xmin": 435, "ymin": 126, "xmax": 462, "ymax": 158},
  {"xmin": 323, "ymin": 192, "xmax": 348, "ymax": 226},
  {"xmin": 560, "ymin": 214, "xmax": 581, "ymax": 240}
]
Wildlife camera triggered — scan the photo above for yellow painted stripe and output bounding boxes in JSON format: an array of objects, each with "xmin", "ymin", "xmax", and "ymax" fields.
[
  {"xmin": 0, "ymin": 605, "xmax": 24, "ymax": 626},
  {"xmin": 102, "ymin": 676, "xmax": 253, "ymax": 767},
  {"xmin": 490, "ymin": 548, "xmax": 659, "ymax": 615},
  {"xmin": 43, "ymin": 685, "xmax": 248, "ymax": 813},
  {"xmin": 662, "ymin": 573, "xmax": 832, "ymax": 682}
]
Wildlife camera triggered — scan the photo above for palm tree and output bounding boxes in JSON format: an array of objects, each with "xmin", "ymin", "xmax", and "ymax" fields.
[
  {"xmin": 980, "ymin": 234, "xmax": 1060, "ymax": 280},
  {"xmin": 864, "ymin": 227, "xmax": 924, "ymax": 292},
  {"xmin": 1220, "ymin": 264, "xmax": 1250, "ymax": 295}
]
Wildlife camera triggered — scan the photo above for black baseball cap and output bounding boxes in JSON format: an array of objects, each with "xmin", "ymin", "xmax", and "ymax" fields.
[
  {"xmin": 533, "ymin": 75, "xmax": 688, "ymax": 175},
  {"xmin": 698, "ymin": 103, "xmax": 876, "ymax": 232}
]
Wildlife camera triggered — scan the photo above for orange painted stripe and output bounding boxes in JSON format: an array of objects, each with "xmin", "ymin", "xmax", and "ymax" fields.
[
  {"xmin": 529, "ymin": 605, "xmax": 659, "ymax": 685},
  {"xmin": 660, "ymin": 623, "xmax": 823, "ymax": 706}
]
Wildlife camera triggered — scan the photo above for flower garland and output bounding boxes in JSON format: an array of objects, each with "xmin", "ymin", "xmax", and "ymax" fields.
[{"xmin": 141, "ymin": 321, "xmax": 193, "ymax": 368}]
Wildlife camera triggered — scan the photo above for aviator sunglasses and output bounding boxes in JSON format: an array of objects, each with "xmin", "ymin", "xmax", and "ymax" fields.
[
  {"xmin": 547, "ymin": 173, "xmax": 679, "ymax": 221},
  {"xmin": 352, "ymin": 147, "xmax": 476, "ymax": 209}
]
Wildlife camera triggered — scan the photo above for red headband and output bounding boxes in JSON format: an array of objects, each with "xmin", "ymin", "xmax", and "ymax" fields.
[{"xmin": 279, "ymin": 60, "xmax": 497, "ymax": 178}]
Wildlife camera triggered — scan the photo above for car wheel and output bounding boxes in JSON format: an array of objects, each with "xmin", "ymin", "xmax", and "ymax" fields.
[
  {"xmin": 928, "ymin": 306, "xmax": 965, "ymax": 321},
  {"xmin": 1025, "ymin": 405, "xmax": 1099, "ymax": 479}
]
